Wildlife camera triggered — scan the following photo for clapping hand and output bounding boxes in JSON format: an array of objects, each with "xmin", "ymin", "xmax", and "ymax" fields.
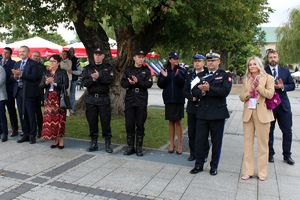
[
  {"xmin": 160, "ymin": 68, "xmax": 167, "ymax": 77},
  {"xmin": 275, "ymin": 79, "xmax": 283, "ymax": 89},
  {"xmin": 91, "ymin": 70, "xmax": 99, "ymax": 81},
  {"xmin": 11, "ymin": 69, "xmax": 21, "ymax": 78},
  {"xmin": 45, "ymin": 76, "xmax": 54, "ymax": 85},
  {"xmin": 127, "ymin": 77, "xmax": 135, "ymax": 84},
  {"xmin": 131, "ymin": 75, "xmax": 138, "ymax": 83}
]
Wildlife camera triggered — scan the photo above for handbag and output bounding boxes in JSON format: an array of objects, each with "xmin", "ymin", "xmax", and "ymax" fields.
[
  {"xmin": 60, "ymin": 84, "xmax": 70, "ymax": 109},
  {"xmin": 265, "ymin": 92, "xmax": 281, "ymax": 110}
]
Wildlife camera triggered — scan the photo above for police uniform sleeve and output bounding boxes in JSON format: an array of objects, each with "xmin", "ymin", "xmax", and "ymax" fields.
[
  {"xmin": 136, "ymin": 68, "xmax": 153, "ymax": 89},
  {"xmin": 121, "ymin": 68, "xmax": 133, "ymax": 89},
  {"xmin": 206, "ymin": 72, "xmax": 232, "ymax": 97},
  {"xmin": 81, "ymin": 66, "xmax": 94, "ymax": 87},
  {"xmin": 184, "ymin": 73, "xmax": 193, "ymax": 101}
]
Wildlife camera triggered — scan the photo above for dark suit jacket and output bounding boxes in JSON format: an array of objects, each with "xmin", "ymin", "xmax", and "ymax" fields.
[
  {"xmin": 1, "ymin": 58, "xmax": 15, "ymax": 98},
  {"xmin": 265, "ymin": 65, "xmax": 295, "ymax": 112},
  {"xmin": 192, "ymin": 68, "xmax": 232, "ymax": 120},
  {"xmin": 13, "ymin": 58, "xmax": 43, "ymax": 98}
]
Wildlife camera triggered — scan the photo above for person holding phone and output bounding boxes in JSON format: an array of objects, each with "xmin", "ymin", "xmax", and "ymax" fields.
[{"xmin": 240, "ymin": 56, "xmax": 274, "ymax": 181}]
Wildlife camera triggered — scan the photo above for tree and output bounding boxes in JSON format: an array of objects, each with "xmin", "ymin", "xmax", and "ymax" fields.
[
  {"xmin": 277, "ymin": 8, "xmax": 300, "ymax": 64},
  {"xmin": 0, "ymin": 0, "xmax": 271, "ymax": 114}
]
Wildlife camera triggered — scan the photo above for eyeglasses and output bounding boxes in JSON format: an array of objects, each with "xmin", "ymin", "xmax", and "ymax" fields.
[{"xmin": 49, "ymin": 60, "xmax": 58, "ymax": 63}]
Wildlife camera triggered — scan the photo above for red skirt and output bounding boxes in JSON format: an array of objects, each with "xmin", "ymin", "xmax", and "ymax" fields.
[{"xmin": 41, "ymin": 91, "xmax": 66, "ymax": 140}]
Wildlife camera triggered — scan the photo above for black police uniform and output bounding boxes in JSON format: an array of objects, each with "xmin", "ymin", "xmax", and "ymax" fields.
[
  {"xmin": 192, "ymin": 68, "xmax": 232, "ymax": 174},
  {"xmin": 121, "ymin": 64, "xmax": 153, "ymax": 156},
  {"xmin": 184, "ymin": 68, "xmax": 210, "ymax": 161},
  {"xmin": 81, "ymin": 62, "xmax": 114, "ymax": 152}
]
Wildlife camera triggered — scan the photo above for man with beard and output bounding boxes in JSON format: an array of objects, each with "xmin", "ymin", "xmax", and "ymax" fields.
[{"xmin": 265, "ymin": 49, "xmax": 295, "ymax": 165}]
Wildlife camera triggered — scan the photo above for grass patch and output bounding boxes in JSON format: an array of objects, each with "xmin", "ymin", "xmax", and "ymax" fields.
[{"xmin": 65, "ymin": 107, "xmax": 187, "ymax": 148}]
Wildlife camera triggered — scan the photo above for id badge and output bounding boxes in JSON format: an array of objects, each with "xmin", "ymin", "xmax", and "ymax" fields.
[{"xmin": 247, "ymin": 98, "xmax": 257, "ymax": 109}]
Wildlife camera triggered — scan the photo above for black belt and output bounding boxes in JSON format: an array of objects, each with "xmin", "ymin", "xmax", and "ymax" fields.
[
  {"xmin": 130, "ymin": 88, "xmax": 144, "ymax": 93},
  {"xmin": 89, "ymin": 93, "xmax": 108, "ymax": 98}
]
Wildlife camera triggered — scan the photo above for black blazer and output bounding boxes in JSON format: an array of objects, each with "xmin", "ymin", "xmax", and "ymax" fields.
[
  {"xmin": 1, "ymin": 58, "xmax": 15, "ymax": 98},
  {"xmin": 192, "ymin": 68, "xmax": 232, "ymax": 120},
  {"xmin": 13, "ymin": 58, "xmax": 43, "ymax": 98},
  {"xmin": 265, "ymin": 65, "xmax": 295, "ymax": 112},
  {"xmin": 40, "ymin": 68, "xmax": 69, "ymax": 100}
]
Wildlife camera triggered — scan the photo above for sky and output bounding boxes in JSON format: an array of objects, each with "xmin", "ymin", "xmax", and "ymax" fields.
[
  {"xmin": 261, "ymin": 0, "xmax": 300, "ymax": 27},
  {"xmin": 58, "ymin": 0, "xmax": 300, "ymax": 42}
]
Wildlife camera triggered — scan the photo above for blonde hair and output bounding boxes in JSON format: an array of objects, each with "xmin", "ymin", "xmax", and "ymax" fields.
[{"xmin": 245, "ymin": 56, "xmax": 266, "ymax": 81}]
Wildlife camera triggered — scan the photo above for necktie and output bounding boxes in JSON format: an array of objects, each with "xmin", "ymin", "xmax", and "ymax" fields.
[
  {"xmin": 20, "ymin": 60, "xmax": 26, "ymax": 71},
  {"xmin": 272, "ymin": 68, "xmax": 277, "ymax": 78}
]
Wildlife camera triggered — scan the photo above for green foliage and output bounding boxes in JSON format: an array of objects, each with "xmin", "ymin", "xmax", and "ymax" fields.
[{"xmin": 277, "ymin": 9, "xmax": 300, "ymax": 64}]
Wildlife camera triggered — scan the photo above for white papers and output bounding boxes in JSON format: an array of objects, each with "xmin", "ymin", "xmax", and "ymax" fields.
[{"xmin": 191, "ymin": 76, "xmax": 200, "ymax": 89}]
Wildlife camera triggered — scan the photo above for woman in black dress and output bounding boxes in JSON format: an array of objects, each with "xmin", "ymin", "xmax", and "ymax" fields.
[{"xmin": 157, "ymin": 51, "xmax": 187, "ymax": 154}]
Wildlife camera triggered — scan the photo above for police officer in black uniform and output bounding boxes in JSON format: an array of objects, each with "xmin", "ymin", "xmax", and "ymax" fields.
[
  {"xmin": 184, "ymin": 53, "xmax": 209, "ymax": 161},
  {"xmin": 190, "ymin": 51, "xmax": 232, "ymax": 175},
  {"xmin": 121, "ymin": 50, "xmax": 153, "ymax": 156},
  {"xmin": 81, "ymin": 48, "xmax": 114, "ymax": 153}
]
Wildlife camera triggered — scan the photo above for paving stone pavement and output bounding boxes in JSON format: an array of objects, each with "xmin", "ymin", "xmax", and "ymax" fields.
[{"xmin": 0, "ymin": 90, "xmax": 300, "ymax": 200}]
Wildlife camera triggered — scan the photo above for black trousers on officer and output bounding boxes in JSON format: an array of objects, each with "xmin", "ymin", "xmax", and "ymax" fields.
[
  {"xmin": 188, "ymin": 112, "xmax": 210, "ymax": 157},
  {"xmin": 86, "ymin": 103, "xmax": 112, "ymax": 140},
  {"xmin": 125, "ymin": 106, "xmax": 147, "ymax": 140},
  {"xmin": 268, "ymin": 106, "xmax": 293, "ymax": 157},
  {"xmin": 195, "ymin": 119, "xmax": 225, "ymax": 170}
]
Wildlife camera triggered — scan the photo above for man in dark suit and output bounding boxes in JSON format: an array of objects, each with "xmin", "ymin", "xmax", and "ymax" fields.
[
  {"xmin": 31, "ymin": 51, "xmax": 46, "ymax": 138},
  {"xmin": 265, "ymin": 49, "xmax": 295, "ymax": 165},
  {"xmin": 0, "ymin": 47, "xmax": 19, "ymax": 138},
  {"xmin": 190, "ymin": 51, "xmax": 232, "ymax": 176},
  {"xmin": 12, "ymin": 46, "xmax": 43, "ymax": 144}
]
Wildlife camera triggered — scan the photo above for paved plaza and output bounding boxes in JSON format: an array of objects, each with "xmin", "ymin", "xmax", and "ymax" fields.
[{"xmin": 0, "ymin": 87, "xmax": 299, "ymax": 200}]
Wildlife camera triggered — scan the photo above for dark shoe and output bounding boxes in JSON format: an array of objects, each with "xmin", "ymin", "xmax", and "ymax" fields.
[
  {"xmin": 29, "ymin": 136, "xmax": 36, "ymax": 144},
  {"xmin": 268, "ymin": 155, "xmax": 274, "ymax": 163},
  {"xmin": 105, "ymin": 139, "xmax": 113, "ymax": 153},
  {"xmin": 168, "ymin": 145, "xmax": 175, "ymax": 154},
  {"xmin": 50, "ymin": 144, "xmax": 59, "ymax": 148},
  {"xmin": 190, "ymin": 166, "xmax": 203, "ymax": 174},
  {"xmin": 37, "ymin": 133, "xmax": 41, "ymax": 138},
  {"xmin": 187, "ymin": 155, "xmax": 195, "ymax": 161},
  {"xmin": 176, "ymin": 151, "xmax": 182, "ymax": 155},
  {"xmin": 123, "ymin": 146, "xmax": 135, "ymax": 155},
  {"xmin": 284, "ymin": 156, "xmax": 295, "ymax": 165},
  {"xmin": 17, "ymin": 136, "xmax": 29, "ymax": 143},
  {"xmin": 210, "ymin": 168, "xmax": 218, "ymax": 176},
  {"xmin": 10, "ymin": 131, "xmax": 18, "ymax": 137},
  {"xmin": 58, "ymin": 145, "xmax": 64, "ymax": 149},
  {"xmin": 136, "ymin": 136, "xmax": 144, "ymax": 156},
  {"xmin": 88, "ymin": 138, "xmax": 98, "ymax": 152},
  {"xmin": 1, "ymin": 134, "xmax": 8, "ymax": 142}
]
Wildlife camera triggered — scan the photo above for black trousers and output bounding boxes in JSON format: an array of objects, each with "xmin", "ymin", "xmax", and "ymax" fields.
[
  {"xmin": 195, "ymin": 119, "xmax": 225, "ymax": 170},
  {"xmin": 16, "ymin": 89, "xmax": 37, "ymax": 137},
  {"xmin": 187, "ymin": 112, "xmax": 210, "ymax": 157},
  {"xmin": 5, "ymin": 96, "xmax": 19, "ymax": 132},
  {"xmin": 125, "ymin": 106, "xmax": 147, "ymax": 139},
  {"xmin": 0, "ymin": 100, "xmax": 8, "ymax": 136},
  {"xmin": 268, "ymin": 106, "xmax": 293, "ymax": 157},
  {"xmin": 86, "ymin": 103, "xmax": 112, "ymax": 139},
  {"xmin": 35, "ymin": 96, "xmax": 43, "ymax": 136}
]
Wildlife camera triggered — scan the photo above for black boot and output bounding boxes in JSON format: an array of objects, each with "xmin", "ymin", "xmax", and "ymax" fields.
[
  {"xmin": 29, "ymin": 135, "xmax": 36, "ymax": 144},
  {"xmin": 136, "ymin": 136, "xmax": 144, "ymax": 157},
  {"xmin": 123, "ymin": 135, "xmax": 135, "ymax": 155},
  {"xmin": 88, "ymin": 137, "xmax": 98, "ymax": 152},
  {"xmin": 105, "ymin": 138, "xmax": 113, "ymax": 153},
  {"xmin": 1, "ymin": 134, "xmax": 8, "ymax": 142}
]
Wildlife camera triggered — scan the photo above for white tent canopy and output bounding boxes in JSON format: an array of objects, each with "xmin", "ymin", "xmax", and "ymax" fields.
[
  {"xmin": 7, "ymin": 36, "xmax": 63, "ymax": 57},
  {"xmin": 0, "ymin": 42, "xmax": 6, "ymax": 48}
]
